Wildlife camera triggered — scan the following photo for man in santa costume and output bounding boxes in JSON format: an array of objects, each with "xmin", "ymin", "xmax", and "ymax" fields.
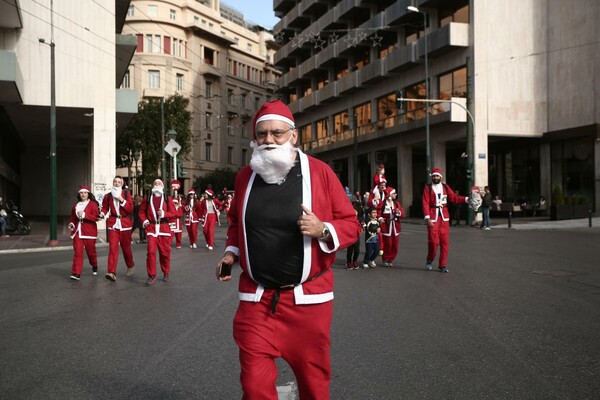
[
  {"xmin": 184, "ymin": 188, "xmax": 201, "ymax": 248},
  {"xmin": 198, "ymin": 188, "xmax": 221, "ymax": 250},
  {"xmin": 422, "ymin": 168, "xmax": 469, "ymax": 273},
  {"xmin": 139, "ymin": 179, "xmax": 177, "ymax": 285},
  {"xmin": 380, "ymin": 187, "xmax": 404, "ymax": 267},
  {"xmin": 215, "ymin": 100, "xmax": 362, "ymax": 399},
  {"xmin": 100, "ymin": 176, "xmax": 134, "ymax": 281},
  {"xmin": 69, "ymin": 186, "xmax": 100, "ymax": 280}
]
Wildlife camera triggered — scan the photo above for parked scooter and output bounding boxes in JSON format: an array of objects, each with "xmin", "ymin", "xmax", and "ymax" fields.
[{"xmin": 5, "ymin": 201, "xmax": 31, "ymax": 235}]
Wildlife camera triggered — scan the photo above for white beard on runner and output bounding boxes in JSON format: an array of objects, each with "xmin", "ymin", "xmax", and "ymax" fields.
[{"xmin": 249, "ymin": 138, "xmax": 297, "ymax": 185}]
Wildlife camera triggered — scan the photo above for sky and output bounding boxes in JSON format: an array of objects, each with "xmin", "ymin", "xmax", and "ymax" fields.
[{"xmin": 221, "ymin": 0, "xmax": 280, "ymax": 29}]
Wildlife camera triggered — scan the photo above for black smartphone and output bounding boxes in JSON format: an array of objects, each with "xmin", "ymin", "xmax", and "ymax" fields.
[{"xmin": 219, "ymin": 262, "xmax": 233, "ymax": 277}]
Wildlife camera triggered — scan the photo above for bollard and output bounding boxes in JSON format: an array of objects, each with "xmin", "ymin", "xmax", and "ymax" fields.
[
  {"xmin": 589, "ymin": 209, "xmax": 593, "ymax": 228},
  {"xmin": 508, "ymin": 211, "xmax": 512, "ymax": 229}
]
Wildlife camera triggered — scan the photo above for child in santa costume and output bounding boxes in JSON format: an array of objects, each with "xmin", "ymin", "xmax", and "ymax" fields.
[
  {"xmin": 170, "ymin": 196, "xmax": 183, "ymax": 248},
  {"xmin": 198, "ymin": 189, "xmax": 221, "ymax": 250},
  {"xmin": 69, "ymin": 186, "xmax": 99, "ymax": 281},
  {"xmin": 380, "ymin": 187, "xmax": 404, "ymax": 267},
  {"xmin": 422, "ymin": 168, "xmax": 469, "ymax": 273},
  {"xmin": 215, "ymin": 99, "xmax": 362, "ymax": 399},
  {"xmin": 183, "ymin": 188, "xmax": 201, "ymax": 248},
  {"xmin": 139, "ymin": 179, "xmax": 177, "ymax": 285}
]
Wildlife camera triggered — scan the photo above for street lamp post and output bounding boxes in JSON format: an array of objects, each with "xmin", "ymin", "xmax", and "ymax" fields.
[
  {"xmin": 407, "ymin": 6, "xmax": 431, "ymax": 184},
  {"xmin": 39, "ymin": 0, "xmax": 58, "ymax": 246}
]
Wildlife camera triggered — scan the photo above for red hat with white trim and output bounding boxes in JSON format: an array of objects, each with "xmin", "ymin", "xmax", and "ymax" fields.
[
  {"xmin": 431, "ymin": 168, "xmax": 443, "ymax": 177},
  {"xmin": 188, "ymin": 188, "xmax": 196, "ymax": 195},
  {"xmin": 205, "ymin": 189, "xmax": 214, "ymax": 197},
  {"xmin": 79, "ymin": 185, "xmax": 90, "ymax": 193},
  {"xmin": 252, "ymin": 100, "xmax": 295, "ymax": 140}
]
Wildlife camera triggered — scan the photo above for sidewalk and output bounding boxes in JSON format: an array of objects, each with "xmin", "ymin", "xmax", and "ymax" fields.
[{"xmin": 1, "ymin": 215, "xmax": 598, "ymax": 255}]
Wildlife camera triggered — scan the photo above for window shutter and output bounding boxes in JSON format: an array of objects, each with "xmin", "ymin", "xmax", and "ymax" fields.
[
  {"xmin": 164, "ymin": 36, "xmax": 171, "ymax": 55},
  {"xmin": 136, "ymin": 34, "xmax": 143, "ymax": 52}
]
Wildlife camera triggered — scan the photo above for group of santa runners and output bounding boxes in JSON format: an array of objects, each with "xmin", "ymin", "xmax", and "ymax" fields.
[{"xmin": 68, "ymin": 177, "xmax": 232, "ymax": 286}]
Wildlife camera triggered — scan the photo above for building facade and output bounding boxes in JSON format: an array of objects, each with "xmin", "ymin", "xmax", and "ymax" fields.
[
  {"xmin": 122, "ymin": 0, "xmax": 281, "ymax": 191},
  {"xmin": 0, "ymin": 0, "xmax": 137, "ymax": 216},
  {"xmin": 273, "ymin": 0, "xmax": 599, "ymax": 215}
]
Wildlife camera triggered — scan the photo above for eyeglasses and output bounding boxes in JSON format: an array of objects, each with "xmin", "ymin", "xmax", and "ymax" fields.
[{"xmin": 255, "ymin": 128, "xmax": 294, "ymax": 139}]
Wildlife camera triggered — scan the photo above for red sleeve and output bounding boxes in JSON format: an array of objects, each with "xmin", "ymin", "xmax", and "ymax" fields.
[{"xmin": 422, "ymin": 185, "xmax": 432, "ymax": 219}]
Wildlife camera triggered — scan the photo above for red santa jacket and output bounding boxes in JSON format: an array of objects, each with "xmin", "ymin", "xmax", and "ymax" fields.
[
  {"xmin": 225, "ymin": 150, "xmax": 362, "ymax": 305},
  {"xmin": 380, "ymin": 198, "xmax": 404, "ymax": 236},
  {"xmin": 170, "ymin": 200, "xmax": 183, "ymax": 233},
  {"xmin": 69, "ymin": 200, "xmax": 99, "ymax": 239},
  {"xmin": 138, "ymin": 194, "xmax": 177, "ymax": 237},
  {"xmin": 183, "ymin": 197, "xmax": 202, "ymax": 226},
  {"xmin": 198, "ymin": 198, "xmax": 222, "ymax": 223},
  {"xmin": 101, "ymin": 191, "xmax": 134, "ymax": 230},
  {"xmin": 422, "ymin": 183, "xmax": 467, "ymax": 222}
]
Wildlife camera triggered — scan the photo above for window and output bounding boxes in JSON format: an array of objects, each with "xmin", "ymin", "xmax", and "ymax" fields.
[
  {"xmin": 354, "ymin": 102, "xmax": 371, "ymax": 128},
  {"xmin": 204, "ymin": 47, "xmax": 215, "ymax": 65},
  {"xmin": 241, "ymin": 148, "xmax": 247, "ymax": 165},
  {"xmin": 205, "ymin": 113, "xmax": 212, "ymax": 129},
  {"xmin": 316, "ymin": 118, "xmax": 328, "ymax": 139},
  {"xmin": 241, "ymin": 93, "xmax": 247, "ymax": 108},
  {"xmin": 299, "ymin": 125, "xmax": 312, "ymax": 144},
  {"xmin": 205, "ymin": 143, "xmax": 212, "ymax": 161},
  {"xmin": 172, "ymin": 39, "xmax": 184, "ymax": 58},
  {"xmin": 439, "ymin": 67, "xmax": 467, "ymax": 98},
  {"xmin": 121, "ymin": 70, "xmax": 130, "ymax": 88},
  {"xmin": 334, "ymin": 111, "xmax": 349, "ymax": 135},
  {"xmin": 194, "ymin": 16, "xmax": 199, "ymax": 23},
  {"xmin": 148, "ymin": 70, "xmax": 160, "ymax": 88},
  {"xmin": 241, "ymin": 122, "xmax": 247, "ymax": 138},
  {"xmin": 147, "ymin": 34, "xmax": 160, "ymax": 53},
  {"xmin": 377, "ymin": 93, "xmax": 397, "ymax": 120},
  {"xmin": 440, "ymin": 5, "xmax": 469, "ymax": 26},
  {"xmin": 176, "ymin": 73, "xmax": 184, "ymax": 91},
  {"xmin": 206, "ymin": 81, "xmax": 212, "ymax": 98},
  {"xmin": 127, "ymin": 5, "xmax": 134, "ymax": 16},
  {"xmin": 227, "ymin": 89, "xmax": 233, "ymax": 105},
  {"xmin": 147, "ymin": 5, "xmax": 158, "ymax": 17},
  {"xmin": 170, "ymin": 9, "xmax": 176, "ymax": 20},
  {"xmin": 227, "ymin": 147, "xmax": 233, "ymax": 164},
  {"xmin": 404, "ymin": 82, "xmax": 427, "ymax": 120},
  {"xmin": 247, "ymin": 43, "xmax": 252, "ymax": 52}
]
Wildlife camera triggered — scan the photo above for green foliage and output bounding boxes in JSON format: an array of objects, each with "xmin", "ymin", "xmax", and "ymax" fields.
[
  {"xmin": 116, "ymin": 94, "xmax": 192, "ymax": 184},
  {"xmin": 192, "ymin": 168, "xmax": 237, "ymax": 195},
  {"xmin": 551, "ymin": 186, "xmax": 564, "ymax": 206}
]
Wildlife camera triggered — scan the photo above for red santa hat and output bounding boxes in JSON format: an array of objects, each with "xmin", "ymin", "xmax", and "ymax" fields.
[
  {"xmin": 78, "ymin": 185, "xmax": 90, "ymax": 193},
  {"xmin": 188, "ymin": 188, "xmax": 196, "ymax": 195},
  {"xmin": 252, "ymin": 99, "xmax": 295, "ymax": 140},
  {"xmin": 431, "ymin": 168, "xmax": 443, "ymax": 177},
  {"xmin": 205, "ymin": 189, "xmax": 214, "ymax": 197}
]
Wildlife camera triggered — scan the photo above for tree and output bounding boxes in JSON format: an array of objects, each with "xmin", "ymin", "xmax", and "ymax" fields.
[
  {"xmin": 116, "ymin": 94, "xmax": 192, "ymax": 189},
  {"xmin": 192, "ymin": 168, "xmax": 237, "ymax": 197}
]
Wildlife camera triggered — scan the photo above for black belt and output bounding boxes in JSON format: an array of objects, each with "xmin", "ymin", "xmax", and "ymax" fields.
[
  {"xmin": 116, "ymin": 215, "xmax": 129, "ymax": 219},
  {"xmin": 431, "ymin": 205, "xmax": 444, "ymax": 209},
  {"xmin": 149, "ymin": 220, "xmax": 169, "ymax": 224},
  {"xmin": 266, "ymin": 268, "xmax": 330, "ymax": 314}
]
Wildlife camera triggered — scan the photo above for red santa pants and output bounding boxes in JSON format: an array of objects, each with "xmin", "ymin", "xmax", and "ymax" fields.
[
  {"xmin": 202, "ymin": 214, "xmax": 217, "ymax": 247},
  {"xmin": 145, "ymin": 235, "xmax": 172, "ymax": 277},
  {"xmin": 427, "ymin": 219, "xmax": 450, "ymax": 268},
  {"xmin": 71, "ymin": 236, "xmax": 97, "ymax": 274},
  {"xmin": 107, "ymin": 229, "xmax": 134, "ymax": 273},
  {"xmin": 234, "ymin": 290, "xmax": 332, "ymax": 400},
  {"xmin": 381, "ymin": 234, "xmax": 399, "ymax": 263},
  {"xmin": 172, "ymin": 231, "xmax": 182, "ymax": 248},
  {"xmin": 186, "ymin": 222, "xmax": 198, "ymax": 246}
]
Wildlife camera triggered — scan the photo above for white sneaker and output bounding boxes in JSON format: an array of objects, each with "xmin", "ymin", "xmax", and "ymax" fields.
[
  {"xmin": 363, "ymin": 263, "xmax": 369, "ymax": 269},
  {"xmin": 369, "ymin": 261, "xmax": 376, "ymax": 268},
  {"xmin": 485, "ymin": 227, "xmax": 491, "ymax": 230},
  {"xmin": 192, "ymin": 243, "xmax": 197, "ymax": 249},
  {"xmin": 126, "ymin": 267, "xmax": 134, "ymax": 277},
  {"xmin": 208, "ymin": 246, "xmax": 213, "ymax": 250},
  {"xmin": 426, "ymin": 262, "xmax": 433, "ymax": 270}
]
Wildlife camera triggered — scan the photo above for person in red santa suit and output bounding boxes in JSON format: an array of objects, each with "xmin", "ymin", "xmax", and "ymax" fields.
[
  {"xmin": 198, "ymin": 188, "xmax": 222, "ymax": 250},
  {"xmin": 215, "ymin": 100, "xmax": 362, "ymax": 400},
  {"xmin": 371, "ymin": 163, "xmax": 387, "ymax": 198},
  {"xmin": 69, "ymin": 186, "xmax": 100, "ymax": 281},
  {"xmin": 100, "ymin": 176, "xmax": 134, "ymax": 281},
  {"xmin": 183, "ymin": 188, "xmax": 201, "ymax": 248},
  {"xmin": 222, "ymin": 194, "xmax": 233, "ymax": 226},
  {"xmin": 170, "ymin": 196, "xmax": 183, "ymax": 249},
  {"xmin": 139, "ymin": 179, "xmax": 176, "ymax": 285},
  {"xmin": 367, "ymin": 180, "xmax": 391, "ymax": 256},
  {"xmin": 380, "ymin": 187, "xmax": 404, "ymax": 267},
  {"xmin": 422, "ymin": 168, "xmax": 469, "ymax": 273}
]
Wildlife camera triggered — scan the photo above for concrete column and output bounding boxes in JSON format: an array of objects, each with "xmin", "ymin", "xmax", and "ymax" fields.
[{"xmin": 398, "ymin": 145, "xmax": 413, "ymax": 209}]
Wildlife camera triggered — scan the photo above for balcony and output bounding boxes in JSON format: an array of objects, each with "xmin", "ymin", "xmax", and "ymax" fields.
[
  {"xmin": 337, "ymin": 70, "xmax": 361, "ymax": 94},
  {"xmin": 384, "ymin": 0, "xmax": 411, "ymax": 26},
  {"xmin": 199, "ymin": 62, "xmax": 224, "ymax": 78},
  {"xmin": 426, "ymin": 22, "xmax": 469, "ymax": 57},
  {"xmin": 317, "ymin": 81, "xmax": 338, "ymax": 103},
  {"xmin": 302, "ymin": 91, "xmax": 317, "ymax": 111},
  {"xmin": 360, "ymin": 58, "xmax": 385, "ymax": 84},
  {"xmin": 386, "ymin": 43, "xmax": 418, "ymax": 72},
  {"xmin": 0, "ymin": 50, "xmax": 23, "ymax": 104}
]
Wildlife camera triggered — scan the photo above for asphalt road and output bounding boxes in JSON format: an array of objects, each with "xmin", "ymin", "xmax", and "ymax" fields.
[{"xmin": 1, "ymin": 224, "xmax": 599, "ymax": 399}]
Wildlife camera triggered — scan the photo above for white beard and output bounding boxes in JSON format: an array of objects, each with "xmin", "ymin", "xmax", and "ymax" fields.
[
  {"xmin": 111, "ymin": 186, "xmax": 122, "ymax": 198},
  {"xmin": 249, "ymin": 139, "xmax": 297, "ymax": 185},
  {"xmin": 152, "ymin": 186, "xmax": 164, "ymax": 196}
]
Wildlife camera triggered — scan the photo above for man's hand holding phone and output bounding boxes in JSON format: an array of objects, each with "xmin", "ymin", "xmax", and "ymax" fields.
[{"xmin": 216, "ymin": 251, "xmax": 237, "ymax": 281}]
